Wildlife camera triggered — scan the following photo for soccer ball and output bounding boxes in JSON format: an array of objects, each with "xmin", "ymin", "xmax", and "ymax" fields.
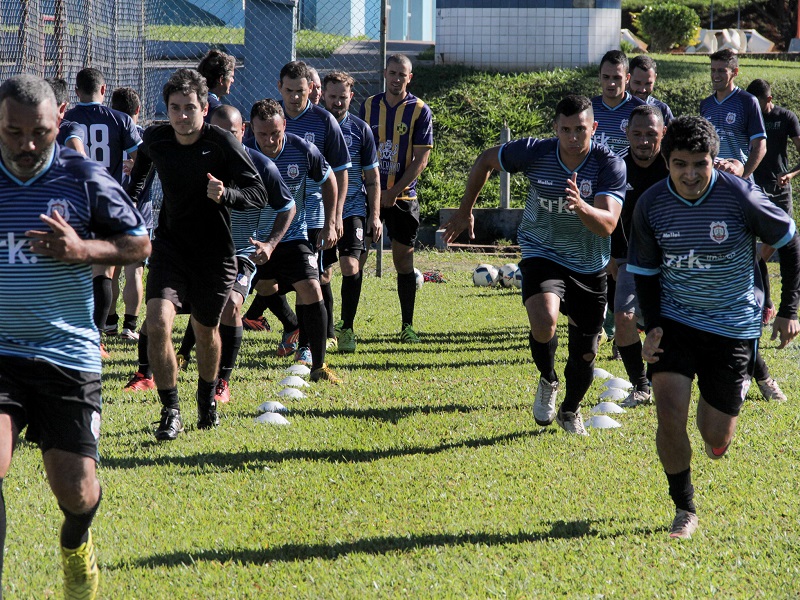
[
  {"xmin": 512, "ymin": 267, "xmax": 523, "ymax": 289},
  {"xmin": 499, "ymin": 263, "xmax": 518, "ymax": 288},
  {"xmin": 413, "ymin": 267, "xmax": 424, "ymax": 289},
  {"xmin": 473, "ymin": 263, "xmax": 499, "ymax": 287}
]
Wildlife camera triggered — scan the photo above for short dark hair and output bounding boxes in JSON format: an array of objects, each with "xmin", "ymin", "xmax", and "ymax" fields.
[
  {"xmin": 323, "ymin": 70, "xmax": 355, "ymax": 90},
  {"xmin": 710, "ymin": 48, "xmax": 738, "ymax": 69},
  {"xmin": 600, "ymin": 50, "xmax": 629, "ymax": 73},
  {"xmin": 661, "ymin": 115, "xmax": 719, "ymax": 160},
  {"xmin": 197, "ymin": 49, "xmax": 235, "ymax": 87},
  {"xmin": 0, "ymin": 74, "xmax": 57, "ymax": 111},
  {"xmin": 110, "ymin": 87, "xmax": 140, "ymax": 116},
  {"xmin": 75, "ymin": 68, "xmax": 104, "ymax": 94},
  {"xmin": 554, "ymin": 94, "xmax": 593, "ymax": 121},
  {"xmin": 386, "ymin": 53, "xmax": 412, "ymax": 71},
  {"xmin": 279, "ymin": 61, "xmax": 312, "ymax": 84},
  {"xmin": 629, "ymin": 55, "xmax": 657, "ymax": 74},
  {"xmin": 629, "ymin": 104, "xmax": 664, "ymax": 128},
  {"xmin": 250, "ymin": 98, "xmax": 285, "ymax": 122},
  {"xmin": 745, "ymin": 78, "xmax": 771, "ymax": 100},
  {"xmin": 45, "ymin": 77, "xmax": 69, "ymax": 105},
  {"xmin": 162, "ymin": 68, "xmax": 208, "ymax": 108}
]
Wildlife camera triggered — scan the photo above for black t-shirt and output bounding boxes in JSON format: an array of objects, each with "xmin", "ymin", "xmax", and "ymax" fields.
[
  {"xmin": 127, "ymin": 123, "xmax": 267, "ymax": 260},
  {"xmin": 754, "ymin": 105, "xmax": 800, "ymax": 192},
  {"xmin": 612, "ymin": 153, "xmax": 669, "ymax": 260}
]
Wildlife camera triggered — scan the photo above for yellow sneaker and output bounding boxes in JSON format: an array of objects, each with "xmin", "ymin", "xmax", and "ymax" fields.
[
  {"xmin": 62, "ymin": 529, "xmax": 99, "ymax": 600},
  {"xmin": 310, "ymin": 363, "xmax": 342, "ymax": 384}
]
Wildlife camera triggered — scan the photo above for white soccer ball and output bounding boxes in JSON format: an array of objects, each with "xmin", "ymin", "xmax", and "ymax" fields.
[
  {"xmin": 413, "ymin": 267, "xmax": 424, "ymax": 289},
  {"xmin": 473, "ymin": 263, "xmax": 499, "ymax": 287},
  {"xmin": 512, "ymin": 267, "xmax": 523, "ymax": 289},
  {"xmin": 499, "ymin": 263, "xmax": 518, "ymax": 288}
]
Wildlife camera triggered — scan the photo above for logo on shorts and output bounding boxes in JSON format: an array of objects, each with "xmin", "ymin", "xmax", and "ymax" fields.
[
  {"xmin": 709, "ymin": 221, "xmax": 729, "ymax": 244},
  {"xmin": 344, "ymin": 134, "xmax": 352, "ymax": 147},
  {"xmin": 236, "ymin": 272, "xmax": 250, "ymax": 288},
  {"xmin": 308, "ymin": 254, "xmax": 317, "ymax": 269},
  {"xmin": 46, "ymin": 198, "xmax": 70, "ymax": 221},
  {"xmin": 90, "ymin": 411, "xmax": 101, "ymax": 440},
  {"xmin": 304, "ymin": 132, "xmax": 315, "ymax": 144},
  {"xmin": 725, "ymin": 112, "xmax": 736, "ymax": 125},
  {"xmin": 620, "ymin": 119, "xmax": 629, "ymax": 132},
  {"xmin": 396, "ymin": 122, "xmax": 408, "ymax": 135},
  {"xmin": 355, "ymin": 227, "xmax": 363, "ymax": 241},
  {"xmin": 287, "ymin": 164, "xmax": 300, "ymax": 179},
  {"xmin": 579, "ymin": 179, "xmax": 593, "ymax": 198}
]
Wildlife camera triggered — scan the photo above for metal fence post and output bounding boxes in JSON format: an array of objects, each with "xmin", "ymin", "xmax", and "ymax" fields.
[
  {"xmin": 500, "ymin": 122, "xmax": 510, "ymax": 209},
  {"xmin": 376, "ymin": 0, "xmax": 388, "ymax": 277}
]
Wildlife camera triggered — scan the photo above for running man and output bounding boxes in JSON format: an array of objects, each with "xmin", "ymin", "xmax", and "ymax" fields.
[
  {"xmin": 198, "ymin": 49, "xmax": 236, "ymax": 122},
  {"xmin": 592, "ymin": 50, "xmax": 646, "ymax": 158},
  {"xmin": 627, "ymin": 55, "xmax": 674, "ymax": 125}
]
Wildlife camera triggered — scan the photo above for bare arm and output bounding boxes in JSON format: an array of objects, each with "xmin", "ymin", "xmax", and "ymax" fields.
[
  {"xmin": 66, "ymin": 137, "xmax": 86, "ymax": 155},
  {"xmin": 249, "ymin": 205, "xmax": 297, "ymax": 264},
  {"xmin": 778, "ymin": 136, "xmax": 800, "ymax": 187},
  {"xmin": 334, "ymin": 169, "xmax": 348, "ymax": 223},
  {"xmin": 742, "ymin": 137, "xmax": 766, "ymax": 180},
  {"xmin": 364, "ymin": 166, "xmax": 382, "ymax": 241},
  {"xmin": 441, "ymin": 146, "xmax": 501, "ymax": 243},
  {"xmin": 319, "ymin": 175, "xmax": 339, "ymax": 250},
  {"xmin": 382, "ymin": 146, "xmax": 431, "ymax": 207},
  {"xmin": 564, "ymin": 172, "xmax": 621, "ymax": 237}
]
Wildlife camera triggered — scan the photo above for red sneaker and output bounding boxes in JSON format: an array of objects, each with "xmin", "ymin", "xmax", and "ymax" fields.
[
  {"xmin": 214, "ymin": 378, "xmax": 231, "ymax": 404},
  {"xmin": 124, "ymin": 371, "xmax": 155, "ymax": 392},
  {"xmin": 242, "ymin": 316, "xmax": 270, "ymax": 332}
]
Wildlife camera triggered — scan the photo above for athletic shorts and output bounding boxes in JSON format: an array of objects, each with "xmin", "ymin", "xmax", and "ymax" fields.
[
  {"xmin": 761, "ymin": 182, "xmax": 793, "ymax": 216},
  {"xmin": 0, "ymin": 356, "xmax": 101, "ymax": 461},
  {"xmin": 255, "ymin": 239, "xmax": 319, "ymax": 288},
  {"xmin": 381, "ymin": 199, "xmax": 420, "ymax": 247},
  {"xmin": 337, "ymin": 215, "xmax": 366, "ymax": 259},
  {"xmin": 519, "ymin": 256, "xmax": 607, "ymax": 334},
  {"xmin": 648, "ymin": 318, "xmax": 756, "ymax": 416},
  {"xmin": 232, "ymin": 257, "xmax": 256, "ymax": 300},
  {"xmin": 146, "ymin": 239, "xmax": 236, "ymax": 327},
  {"xmin": 614, "ymin": 262, "xmax": 641, "ymax": 317}
]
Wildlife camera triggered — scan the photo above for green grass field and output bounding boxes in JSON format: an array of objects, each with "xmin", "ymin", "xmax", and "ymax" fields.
[{"xmin": 4, "ymin": 252, "xmax": 800, "ymax": 598}]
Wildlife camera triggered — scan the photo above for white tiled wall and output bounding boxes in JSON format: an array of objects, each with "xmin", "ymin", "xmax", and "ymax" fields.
[{"xmin": 436, "ymin": 7, "xmax": 621, "ymax": 69}]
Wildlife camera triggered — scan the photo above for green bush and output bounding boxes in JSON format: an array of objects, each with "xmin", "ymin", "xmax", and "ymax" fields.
[{"xmin": 635, "ymin": 3, "xmax": 700, "ymax": 51}]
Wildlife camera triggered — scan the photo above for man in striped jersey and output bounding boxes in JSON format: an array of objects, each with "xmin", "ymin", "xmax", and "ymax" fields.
[
  {"xmin": 322, "ymin": 70, "xmax": 381, "ymax": 353},
  {"xmin": 443, "ymin": 95, "xmax": 626, "ymax": 435},
  {"xmin": 627, "ymin": 55, "xmax": 674, "ymax": 126},
  {"xmin": 0, "ymin": 74, "xmax": 150, "ymax": 598},
  {"xmin": 359, "ymin": 54, "xmax": 433, "ymax": 343},
  {"xmin": 627, "ymin": 116, "xmax": 800, "ymax": 539}
]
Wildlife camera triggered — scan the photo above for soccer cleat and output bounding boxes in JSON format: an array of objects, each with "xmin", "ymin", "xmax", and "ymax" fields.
[
  {"xmin": 99, "ymin": 344, "xmax": 110, "ymax": 360},
  {"xmin": 399, "ymin": 324, "xmax": 421, "ymax": 343},
  {"xmin": 214, "ymin": 378, "xmax": 231, "ymax": 404},
  {"xmin": 533, "ymin": 377, "xmax": 559, "ymax": 426},
  {"xmin": 669, "ymin": 509, "xmax": 699, "ymax": 539},
  {"xmin": 154, "ymin": 408, "xmax": 184, "ymax": 441},
  {"xmin": 326, "ymin": 337, "xmax": 338, "ymax": 351},
  {"xmin": 310, "ymin": 363, "xmax": 342, "ymax": 384},
  {"xmin": 123, "ymin": 371, "xmax": 155, "ymax": 392},
  {"xmin": 101, "ymin": 323, "xmax": 118, "ymax": 337},
  {"xmin": 176, "ymin": 353, "xmax": 190, "ymax": 371},
  {"xmin": 555, "ymin": 407, "xmax": 588, "ymax": 435},
  {"xmin": 705, "ymin": 439, "xmax": 731, "ymax": 460},
  {"xmin": 119, "ymin": 327, "xmax": 139, "ymax": 341},
  {"xmin": 610, "ymin": 343, "xmax": 622, "ymax": 361},
  {"xmin": 294, "ymin": 346, "xmax": 312, "ymax": 365},
  {"xmin": 757, "ymin": 377, "xmax": 787, "ymax": 402},
  {"xmin": 62, "ymin": 529, "xmax": 99, "ymax": 600},
  {"xmin": 242, "ymin": 315, "xmax": 270, "ymax": 332},
  {"xmin": 620, "ymin": 388, "xmax": 652, "ymax": 408},
  {"xmin": 338, "ymin": 328, "xmax": 357, "ymax": 353},
  {"xmin": 333, "ymin": 319, "xmax": 344, "ymax": 339},
  {"xmin": 196, "ymin": 396, "xmax": 220, "ymax": 430},
  {"xmin": 276, "ymin": 328, "xmax": 300, "ymax": 357}
]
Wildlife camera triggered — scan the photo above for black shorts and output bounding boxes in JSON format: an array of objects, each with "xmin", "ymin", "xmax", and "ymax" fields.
[
  {"xmin": 0, "ymin": 356, "xmax": 102, "ymax": 461},
  {"xmin": 232, "ymin": 257, "xmax": 256, "ymax": 300},
  {"xmin": 255, "ymin": 239, "xmax": 319, "ymax": 288},
  {"xmin": 761, "ymin": 183, "xmax": 793, "ymax": 216},
  {"xmin": 519, "ymin": 257, "xmax": 607, "ymax": 334},
  {"xmin": 649, "ymin": 318, "xmax": 756, "ymax": 416},
  {"xmin": 306, "ymin": 227, "xmax": 337, "ymax": 271},
  {"xmin": 146, "ymin": 239, "xmax": 236, "ymax": 327},
  {"xmin": 381, "ymin": 199, "xmax": 420, "ymax": 247},
  {"xmin": 337, "ymin": 215, "xmax": 366, "ymax": 259}
]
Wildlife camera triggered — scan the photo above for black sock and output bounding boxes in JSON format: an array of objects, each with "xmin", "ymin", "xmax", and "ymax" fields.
[
  {"xmin": 218, "ymin": 324, "xmax": 242, "ymax": 382},
  {"xmin": 197, "ymin": 377, "xmax": 216, "ymax": 408},
  {"xmin": 752, "ymin": 349, "xmax": 769, "ymax": 382},
  {"xmin": 303, "ymin": 300, "xmax": 327, "ymax": 369},
  {"xmin": 529, "ymin": 331, "xmax": 558, "ymax": 383},
  {"xmin": 105, "ymin": 313, "xmax": 119, "ymax": 329},
  {"xmin": 340, "ymin": 272, "xmax": 363, "ymax": 330},
  {"xmin": 178, "ymin": 322, "xmax": 196, "ymax": 358},
  {"xmin": 561, "ymin": 326, "xmax": 595, "ymax": 413},
  {"xmin": 158, "ymin": 387, "xmax": 180, "ymax": 411},
  {"xmin": 92, "ymin": 276, "xmax": 113, "ymax": 331},
  {"xmin": 0, "ymin": 479, "xmax": 5, "ymax": 579},
  {"xmin": 617, "ymin": 340, "xmax": 649, "ymax": 391},
  {"xmin": 264, "ymin": 294, "xmax": 298, "ymax": 331},
  {"xmin": 296, "ymin": 303, "xmax": 308, "ymax": 348},
  {"xmin": 60, "ymin": 488, "xmax": 101, "ymax": 549},
  {"xmin": 666, "ymin": 468, "xmax": 696, "ymax": 513},
  {"xmin": 397, "ymin": 272, "xmax": 417, "ymax": 327},
  {"xmin": 137, "ymin": 332, "xmax": 152, "ymax": 378},
  {"xmin": 321, "ymin": 282, "xmax": 335, "ymax": 338},
  {"xmin": 122, "ymin": 313, "xmax": 138, "ymax": 331},
  {"xmin": 244, "ymin": 293, "xmax": 270, "ymax": 320}
]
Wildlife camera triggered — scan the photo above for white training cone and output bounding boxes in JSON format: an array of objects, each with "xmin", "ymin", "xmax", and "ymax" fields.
[
  {"xmin": 255, "ymin": 412, "xmax": 290, "ymax": 425},
  {"xmin": 599, "ymin": 387, "xmax": 628, "ymax": 401},
  {"xmin": 258, "ymin": 401, "xmax": 288, "ymax": 414},
  {"xmin": 593, "ymin": 367, "xmax": 613, "ymax": 379},
  {"xmin": 285, "ymin": 364, "xmax": 311, "ymax": 376},
  {"xmin": 604, "ymin": 377, "xmax": 633, "ymax": 390},
  {"xmin": 584, "ymin": 415, "xmax": 621, "ymax": 429},
  {"xmin": 277, "ymin": 387, "xmax": 306, "ymax": 399},
  {"xmin": 279, "ymin": 375, "xmax": 309, "ymax": 388},
  {"xmin": 591, "ymin": 401, "xmax": 626, "ymax": 415}
]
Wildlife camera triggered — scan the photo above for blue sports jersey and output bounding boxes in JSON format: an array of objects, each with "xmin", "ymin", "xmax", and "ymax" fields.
[
  {"xmin": 0, "ymin": 144, "xmax": 147, "ymax": 373},
  {"xmin": 645, "ymin": 95, "xmax": 674, "ymax": 126},
  {"xmin": 246, "ymin": 133, "xmax": 331, "ymax": 244},
  {"xmin": 63, "ymin": 102, "xmax": 142, "ymax": 182},
  {"xmin": 627, "ymin": 170, "xmax": 795, "ymax": 339},
  {"xmin": 499, "ymin": 138, "xmax": 626, "ymax": 273},
  {"xmin": 359, "ymin": 92, "xmax": 433, "ymax": 200},
  {"xmin": 283, "ymin": 102, "xmax": 350, "ymax": 229},
  {"xmin": 700, "ymin": 87, "xmax": 766, "ymax": 165},
  {"xmin": 591, "ymin": 93, "xmax": 646, "ymax": 157},
  {"xmin": 205, "ymin": 93, "xmax": 223, "ymax": 123},
  {"xmin": 339, "ymin": 112, "xmax": 379, "ymax": 219},
  {"xmin": 56, "ymin": 119, "xmax": 86, "ymax": 148}
]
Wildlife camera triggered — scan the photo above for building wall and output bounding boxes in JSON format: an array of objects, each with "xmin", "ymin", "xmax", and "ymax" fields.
[{"xmin": 436, "ymin": 0, "xmax": 620, "ymax": 69}]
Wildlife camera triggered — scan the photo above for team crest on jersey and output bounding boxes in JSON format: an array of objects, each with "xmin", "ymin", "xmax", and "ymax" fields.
[
  {"xmin": 620, "ymin": 119, "xmax": 629, "ymax": 132},
  {"xmin": 396, "ymin": 122, "xmax": 408, "ymax": 135},
  {"xmin": 236, "ymin": 272, "xmax": 250, "ymax": 288},
  {"xmin": 355, "ymin": 227, "xmax": 363, "ymax": 241},
  {"xmin": 710, "ymin": 221, "xmax": 729, "ymax": 244},
  {"xmin": 379, "ymin": 140, "xmax": 397, "ymax": 161},
  {"xmin": 579, "ymin": 179, "xmax": 593, "ymax": 198},
  {"xmin": 344, "ymin": 134, "xmax": 353, "ymax": 147},
  {"xmin": 725, "ymin": 112, "xmax": 736, "ymax": 125},
  {"xmin": 304, "ymin": 132, "xmax": 315, "ymax": 144},
  {"xmin": 287, "ymin": 164, "xmax": 300, "ymax": 179},
  {"xmin": 46, "ymin": 198, "xmax": 70, "ymax": 221}
]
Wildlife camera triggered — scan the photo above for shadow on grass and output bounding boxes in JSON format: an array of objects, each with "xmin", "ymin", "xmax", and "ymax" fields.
[
  {"xmin": 119, "ymin": 519, "xmax": 663, "ymax": 569},
  {"xmin": 102, "ymin": 429, "xmax": 547, "ymax": 470},
  {"xmin": 279, "ymin": 401, "xmax": 523, "ymax": 423}
]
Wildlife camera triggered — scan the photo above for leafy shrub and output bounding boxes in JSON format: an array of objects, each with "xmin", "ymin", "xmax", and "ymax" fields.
[{"xmin": 635, "ymin": 3, "xmax": 700, "ymax": 51}]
